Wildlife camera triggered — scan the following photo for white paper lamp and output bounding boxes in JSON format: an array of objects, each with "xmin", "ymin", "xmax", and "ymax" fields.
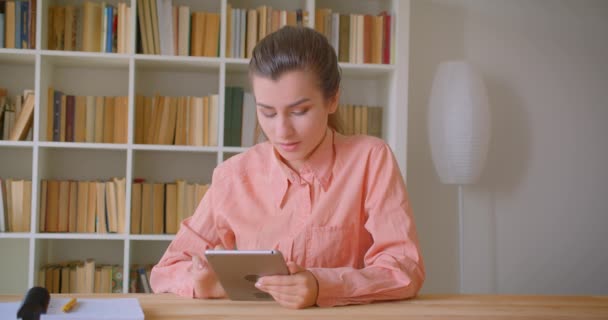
[
  {"xmin": 428, "ymin": 60, "xmax": 491, "ymax": 185},
  {"xmin": 428, "ymin": 60, "xmax": 491, "ymax": 293}
]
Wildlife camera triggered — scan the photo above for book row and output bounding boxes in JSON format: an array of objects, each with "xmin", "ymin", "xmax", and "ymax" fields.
[
  {"xmin": 315, "ymin": 9, "xmax": 393, "ymax": 65},
  {"xmin": 135, "ymin": 94, "xmax": 218, "ymax": 146},
  {"xmin": 0, "ymin": 0, "xmax": 37, "ymax": 49},
  {"xmin": 0, "ymin": 178, "xmax": 32, "ymax": 232},
  {"xmin": 130, "ymin": 180, "xmax": 209, "ymax": 235},
  {"xmin": 0, "ymin": 88, "xmax": 35, "ymax": 141},
  {"xmin": 2, "ymin": 177, "xmax": 209, "ymax": 235},
  {"xmin": 47, "ymin": 1, "xmax": 132, "ymax": 53},
  {"xmin": 340, "ymin": 104, "xmax": 384, "ymax": 138},
  {"xmin": 136, "ymin": 0, "xmax": 220, "ymax": 57},
  {"xmin": 39, "ymin": 260, "xmax": 122, "ymax": 294},
  {"xmin": 46, "ymin": 89, "xmax": 128, "ymax": 143},
  {"xmin": 39, "ymin": 260, "xmax": 155, "ymax": 294},
  {"xmin": 226, "ymin": 5, "xmax": 308, "ymax": 59},
  {"xmin": 39, "ymin": 178, "xmax": 127, "ymax": 234}
]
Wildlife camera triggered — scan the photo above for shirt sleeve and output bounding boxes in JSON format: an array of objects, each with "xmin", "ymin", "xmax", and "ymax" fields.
[
  {"xmin": 309, "ymin": 143, "xmax": 425, "ymax": 307},
  {"xmin": 149, "ymin": 168, "xmax": 234, "ymax": 298}
]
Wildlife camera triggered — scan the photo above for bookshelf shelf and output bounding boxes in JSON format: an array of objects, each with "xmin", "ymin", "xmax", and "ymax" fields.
[
  {"xmin": 0, "ymin": 0, "xmax": 410, "ymax": 295},
  {"xmin": 0, "ymin": 232, "xmax": 33, "ymax": 239},
  {"xmin": 0, "ymin": 50, "xmax": 37, "ymax": 63},
  {"xmin": 0, "ymin": 141, "xmax": 35, "ymax": 148},
  {"xmin": 129, "ymin": 234, "xmax": 175, "ymax": 241},
  {"xmin": 132, "ymin": 144, "xmax": 218, "ymax": 153},
  {"xmin": 34, "ymin": 233, "xmax": 128, "ymax": 240},
  {"xmin": 38, "ymin": 142, "xmax": 129, "ymax": 150}
]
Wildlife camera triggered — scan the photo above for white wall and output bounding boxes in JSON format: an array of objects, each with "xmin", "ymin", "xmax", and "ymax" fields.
[{"xmin": 409, "ymin": 0, "xmax": 608, "ymax": 294}]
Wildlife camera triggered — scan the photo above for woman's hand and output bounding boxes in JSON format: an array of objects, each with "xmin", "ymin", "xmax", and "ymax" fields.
[
  {"xmin": 188, "ymin": 245, "xmax": 226, "ymax": 298},
  {"xmin": 255, "ymin": 262, "xmax": 319, "ymax": 309}
]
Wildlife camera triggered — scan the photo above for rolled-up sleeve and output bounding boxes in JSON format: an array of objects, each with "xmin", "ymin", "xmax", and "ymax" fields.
[{"xmin": 149, "ymin": 169, "xmax": 234, "ymax": 298}]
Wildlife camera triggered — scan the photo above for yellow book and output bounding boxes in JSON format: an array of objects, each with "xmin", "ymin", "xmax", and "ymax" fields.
[
  {"xmin": 140, "ymin": 183, "xmax": 153, "ymax": 234},
  {"xmin": 152, "ymin": 183, "xmax": 164, "ymax": 234},
  {"xmin": 9, "ymin": 94, "xmax": 35, "ymax": 141},
  {"xmin": 113, "ymin": 177, "xmax": 126, "ymax": 233},
  {"xmin": 76, "ymin": 181, "xmax": 89, "ymax": 233},
  {"xmin": 74, "ymin": 96, "xmax": 87, "ymax": 142},
  {"xmin": 94, "ymin": 96, "xmax": 105, "ymax": 143},
  {"xmin": 103, "ymin": 96, "xmax": 115, "ymax": 143},
  {"xmin": 165, "ymin": 183, "xmax": 177, "ymax": 234},
  {"xmin": 58, "ymin": 180, "xmax": 70, "ymax": 232},
  {"xmin": 68, "ymin": 181, "xmax": 78, "ymax": 233},
  {"xmin": 86, "ymin": 181, "xmax": 97, "ymax": 233},
  {"xmin": 96, "ymin": 181, "xmax": 106, "ymax": 233},
  {"xmin": 105, "ymin": 181, "xmax": 118, "ymax": 233},
  {"xmin": 130, "ymin": 183, "xmax": 142, "ymax": 234},
  {"xmin": 39, "ymin": 180, "xmax": 48, "ymax": 232}
]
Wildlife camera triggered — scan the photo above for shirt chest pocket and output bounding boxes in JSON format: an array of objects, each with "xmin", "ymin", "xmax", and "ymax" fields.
[{"xmin": 305, "ymin": 225, "xmax": 358, "ymax": 268}]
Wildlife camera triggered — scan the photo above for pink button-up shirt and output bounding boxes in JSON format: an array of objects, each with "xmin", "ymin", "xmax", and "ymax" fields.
[{"xmin": 150, "ymin": 130, "xmax": 425, "ymax": 307}]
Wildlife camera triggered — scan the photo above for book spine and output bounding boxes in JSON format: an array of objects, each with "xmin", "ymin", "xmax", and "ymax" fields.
[
  {"xmin": 20, "ymin": 1, "xmax": 28, "ymax": 49},
  {"xmin": 14, "ymin": 0, "xmax": 21, "ymax": 49},
  {"xmin": 0, "ymin": 13, "xmax": 4, "ymax": 48},
  {"xmin": 52, "ymin": 90, "xmax": 62, "ymax": 142}
]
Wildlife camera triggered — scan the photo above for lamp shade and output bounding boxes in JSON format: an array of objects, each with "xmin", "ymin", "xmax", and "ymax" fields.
[{"xmin": 428, "ymin": 61, "xmax": 491, "ymax": 185}]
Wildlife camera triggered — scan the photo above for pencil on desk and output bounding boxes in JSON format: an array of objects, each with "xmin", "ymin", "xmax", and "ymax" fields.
[{"xmin": 62, "ymin": 297, "xmax": 77, "ymax": 312}]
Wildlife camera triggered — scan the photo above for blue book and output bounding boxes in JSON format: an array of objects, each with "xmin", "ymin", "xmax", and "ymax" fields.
[
  {"xmin": 20, "ymin": 1, "xmax": 28, "ymax": 49},
  {"xmin": 14, "ymin": 0, "xmax": 21, "ymax": 49},
  {"xmin": 106, "ymin": 6, "xmax": 113, "ymax": 53},
  {"xmin": 52, "ymin": 90, "xmax": 63, "ymax": 142},
  {"xmin": 0, "ymin": 14, "xmax": 4, "ymax": 48}
]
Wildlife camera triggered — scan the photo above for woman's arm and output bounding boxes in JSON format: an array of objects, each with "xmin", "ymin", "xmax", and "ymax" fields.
[
  {"xmin": 308, "ymin": 143, "xmax": 425, "ymax": 307},
  {"xmin": 149, "ymin": 171, "xmax": 234, "ymax": 298}
]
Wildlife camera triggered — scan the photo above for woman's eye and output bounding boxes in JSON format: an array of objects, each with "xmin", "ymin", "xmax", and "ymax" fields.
[
  {"xmin": 262, "ymin": 112, "xmax": 276, "ymax": 118},
  {"xmin": 292, "ymin": 109, "xmax": 308, "ymax": 116}
]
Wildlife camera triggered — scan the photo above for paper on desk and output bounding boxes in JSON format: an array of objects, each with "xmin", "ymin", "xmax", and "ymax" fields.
[{"xmin": 0, "ymin": 298, "xmax": 144, "ymax": 320}]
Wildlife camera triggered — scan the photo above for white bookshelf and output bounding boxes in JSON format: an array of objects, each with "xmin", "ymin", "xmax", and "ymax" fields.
[{"xmin": 0, "ymin": 0, "xmax": 410, "ymax": 294}]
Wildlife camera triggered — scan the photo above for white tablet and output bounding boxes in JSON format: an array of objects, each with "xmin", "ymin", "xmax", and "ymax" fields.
[{"xmin": 204, "ymin": 249, "xmax": 289, "ymax": 301}]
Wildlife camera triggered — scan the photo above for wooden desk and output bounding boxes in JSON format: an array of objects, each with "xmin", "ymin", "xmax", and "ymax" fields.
[{"xmin": 2, "ymin": 293, "xmax": 607, "ymax": 319}]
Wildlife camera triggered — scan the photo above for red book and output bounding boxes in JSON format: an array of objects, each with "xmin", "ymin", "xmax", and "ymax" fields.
[{"xmin": 380, "ymin": 11, "xmax": 391, "ymax": 64}]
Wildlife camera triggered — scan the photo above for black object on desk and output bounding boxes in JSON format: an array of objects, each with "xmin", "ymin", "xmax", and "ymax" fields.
[{"xmin": 16, "ymin": 287, "xmax": 50, "ymax": 320}]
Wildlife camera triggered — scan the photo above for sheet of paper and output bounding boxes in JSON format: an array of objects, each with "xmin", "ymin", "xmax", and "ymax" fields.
[{"xmin": 0, "ymin": 298, "xmax": 144, "ymax": 320}]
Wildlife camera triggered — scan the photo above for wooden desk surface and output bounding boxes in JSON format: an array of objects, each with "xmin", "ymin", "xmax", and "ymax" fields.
[{"xmin": 2, "ymin": 293, "xmax": 607, "ymax": 319}]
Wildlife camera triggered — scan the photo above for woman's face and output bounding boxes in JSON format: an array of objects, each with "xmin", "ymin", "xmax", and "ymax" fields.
[{"xmin": 252, "ymin": 70, "xmax": 338, "ymax": 170}]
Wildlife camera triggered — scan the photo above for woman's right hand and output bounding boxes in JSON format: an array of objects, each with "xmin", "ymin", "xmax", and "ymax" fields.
[{"xmin": 188, "ymin": 245, "xmax": 226, "ymax": 298}]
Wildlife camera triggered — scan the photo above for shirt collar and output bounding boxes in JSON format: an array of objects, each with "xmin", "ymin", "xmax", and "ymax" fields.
[{"xmin": 268, "ymin": 129, "xmax": 336, "ymax": 208}]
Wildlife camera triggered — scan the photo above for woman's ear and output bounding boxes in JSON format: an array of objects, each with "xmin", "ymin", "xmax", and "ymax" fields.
[{"xmin": 327, "ymin": 89, "xmax": 340, "ymax": 114}]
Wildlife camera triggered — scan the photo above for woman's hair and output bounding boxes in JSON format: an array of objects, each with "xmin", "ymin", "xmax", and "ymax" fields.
[{"xmin": 249, "ymin": 26, "xmax": 343, "ymax": 133}]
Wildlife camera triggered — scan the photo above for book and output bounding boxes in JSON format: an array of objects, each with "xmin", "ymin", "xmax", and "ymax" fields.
[{"xmin": 9, "ymin": 93, "xmax": 34, "ymax": 141}]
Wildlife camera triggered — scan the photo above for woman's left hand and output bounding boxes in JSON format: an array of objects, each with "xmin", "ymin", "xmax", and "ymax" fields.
[{"xmin": 255, "ymin": 262, "xmax": 319, "ymax": 309}]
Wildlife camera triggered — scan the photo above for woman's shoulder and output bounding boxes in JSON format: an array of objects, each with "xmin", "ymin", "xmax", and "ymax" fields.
[
  {"xmin": 212, "ymin": 142, "xmax": 273, "ymax": 181},
  {"xmin": 335, "ymin": 133, "xmax": 390, "ymax": 154}
]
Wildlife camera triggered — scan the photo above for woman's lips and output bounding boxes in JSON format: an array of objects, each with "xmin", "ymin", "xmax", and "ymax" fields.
[{"xmin": 279, "ymin": 142, "xmax": 300, "ymax": 152}]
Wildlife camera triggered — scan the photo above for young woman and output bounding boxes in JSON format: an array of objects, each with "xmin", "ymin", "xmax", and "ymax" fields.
[{"xmin": 150, "ymin": 26, "xmax": 424, "ymax": 309}]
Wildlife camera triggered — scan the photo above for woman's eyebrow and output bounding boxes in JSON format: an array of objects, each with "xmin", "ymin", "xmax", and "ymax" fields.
[{"xmin": 256, "ymin": 98, "xmax": 311, "ymax": 109}]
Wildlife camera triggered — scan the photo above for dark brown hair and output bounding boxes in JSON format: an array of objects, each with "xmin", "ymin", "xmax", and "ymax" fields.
[{"xmin": 249, "ymin": 26, "xmax": 343, "ymax": 133}]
